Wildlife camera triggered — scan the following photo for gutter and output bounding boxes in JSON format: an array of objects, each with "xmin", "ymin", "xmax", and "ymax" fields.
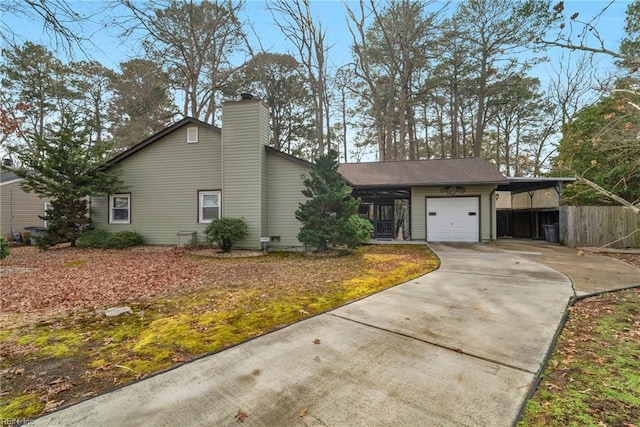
[{"xmin": 347, "ymin": 181, "xmax": 509, "ymax": 189}]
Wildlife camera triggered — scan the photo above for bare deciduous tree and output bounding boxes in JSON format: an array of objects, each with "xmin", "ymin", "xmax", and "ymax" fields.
[
  {"xmin": 119, "ymin": 0, "xmax": 246, "ymax": 125},
  {"xmin": 0, "ymin": 0, "xmax": 102, "ymax": 55},
  {"xmin": 538, "ymin": 0, "xmax": 640, "ymax": 211},
  {"xmin": 268, "ymin": 0, "xmax": 331, "ymax": 158}
]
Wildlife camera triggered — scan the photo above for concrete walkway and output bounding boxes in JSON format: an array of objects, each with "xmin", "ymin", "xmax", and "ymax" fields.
[{"xmin": 32, "ymin": 244, "xmax": 575, "ymax": 427}]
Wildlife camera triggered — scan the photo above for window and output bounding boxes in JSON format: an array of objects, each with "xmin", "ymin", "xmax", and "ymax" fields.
[
  {"xmin": 187, "ymin": 126, "xmax": 199, "ymax": 143},
  {"xmin": 43, "ymin": 202, "xmax": 53, "ymax": 228},
  {"xmin": 109, "ymin": 193, "xmax": 131, "ymax": 224},
  {"xmin": 199, "ymin": 191, "xmax": 220, "ymax": 223}
]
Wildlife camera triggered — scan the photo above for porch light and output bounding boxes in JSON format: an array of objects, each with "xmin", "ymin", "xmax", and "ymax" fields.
[{"xmin": 443, "ymin": 185, "xmax": 466, "ymax": 195}]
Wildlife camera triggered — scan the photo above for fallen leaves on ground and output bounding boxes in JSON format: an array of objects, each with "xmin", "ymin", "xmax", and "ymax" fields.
[
  {"xmin": 603, "ymin": 252, "xmax": 640, "ymax": 268},
  {"xmin": 0, "ymin": 246, "xmax": 207, "ymax": 327},
  {"xmin": 0, "ymin": 244, "xmax": 438, "ymax": 422},
  {"xmin": 519, "ymin": 288, "xmax": 640, "ymax": 426},
  {"xmin": 234, "ymin": 409, "xmax": 248, "ymax": 423}
]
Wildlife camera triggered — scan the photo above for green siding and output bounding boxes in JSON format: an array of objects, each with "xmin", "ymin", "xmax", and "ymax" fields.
[
  {"xmin": 411, "ymin": 185, "xmax": 496, "ymax": 241},
  {"xmin": 92, "ymin": 125, "xmax": 222, "ymax": 245},
  {"xmin": 267, "ymin": 152, "xmax": 311, "ymax": 249},
  {"xmin": 0, "ymin": 180, "xmax": 50, "ymax": 237},
  {"xmin": 260, "ymin": 105, "xmax": 269, "ymax": 240},
  {"xmin": 221, "ymin": 99, "xmax": 270, "ymax": 249}
]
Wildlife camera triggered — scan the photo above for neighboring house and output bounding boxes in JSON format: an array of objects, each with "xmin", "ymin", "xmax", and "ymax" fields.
[
  {"xmin": 92, "ymin": 95, "xmax": 571, "ymax": 248},
  {"xmin": 0, "ymin": 170, "xmax": 51, "ymax": 239}
]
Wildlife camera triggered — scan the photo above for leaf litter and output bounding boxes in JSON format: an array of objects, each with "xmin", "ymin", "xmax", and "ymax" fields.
[{"xmin": 0, "ymin": 243, "xmax": 439, "ymax": 422}]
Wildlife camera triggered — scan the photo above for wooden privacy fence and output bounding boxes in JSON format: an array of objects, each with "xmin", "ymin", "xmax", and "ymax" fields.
[{"xmin": 559, "ymin": 206, "xmax": 640, "ymax": 248}]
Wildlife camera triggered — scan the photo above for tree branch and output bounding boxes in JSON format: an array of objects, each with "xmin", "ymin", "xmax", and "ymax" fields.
[{"xmin": 573, "ymin": 170, "xmax": 640, "ymax": 214}]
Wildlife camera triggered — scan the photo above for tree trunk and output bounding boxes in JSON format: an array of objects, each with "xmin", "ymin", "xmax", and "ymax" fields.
[{"xmin": 474, "ymin": 57, "xmax": 487, "ymax": 158}]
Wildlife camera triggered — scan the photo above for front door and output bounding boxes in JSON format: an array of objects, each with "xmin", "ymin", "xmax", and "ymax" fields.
[{"xmin": 374, "ymin": 203, "xmax": 394, "ymax": 238}]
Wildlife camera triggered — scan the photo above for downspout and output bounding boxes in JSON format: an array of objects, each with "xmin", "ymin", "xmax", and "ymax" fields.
[
  {"xmin": 555, "ymin": 182, "xmax": 564, "ymax": 245},
  {"xmin": 490, "ymin": 188, "xmax": 496, "ymax": 241},
  {"xmin": 528, "ymin": 190, "xmax": 536, "ymax": 239},
  {"xmin": 10, "ymin": 188, "xmax": 14, "ymax": 235}
]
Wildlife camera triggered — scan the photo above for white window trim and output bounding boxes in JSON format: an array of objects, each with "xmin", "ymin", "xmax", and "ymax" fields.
[
  {"xmin": 187, "ymin": 126, "xmax": 199, "ymax": 143},
  {"xmin": 43, "ymin": 201, "xmax": 53, "ymax": 228},
  {"xmin": 198, "ymin": 190, "xmax": 221, "ymax": 223},
  {"xmin": 109, "ymin": 193, "xmax": 131, "ymax": 224}
]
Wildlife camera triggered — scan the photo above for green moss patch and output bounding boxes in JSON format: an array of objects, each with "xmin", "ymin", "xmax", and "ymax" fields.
[
  {"xmin": 1, "ymin": 244, "xmax": 439, "ymax": 421},
  {"xmin": 0, "ymin": 393, "xmax": 45, "ymax": 419},
  {"xmin": 15, "ymin": 329, "xmax": 83, "ymax": 358},
  {"xmin": 64, "ymin": 260, "xmax": 88, "ymax": 268}
]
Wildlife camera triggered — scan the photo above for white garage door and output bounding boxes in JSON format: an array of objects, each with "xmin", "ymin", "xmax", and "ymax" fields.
[{"xmin": 426, "ymin": 197, "xmax": 479, "ymax": 242}]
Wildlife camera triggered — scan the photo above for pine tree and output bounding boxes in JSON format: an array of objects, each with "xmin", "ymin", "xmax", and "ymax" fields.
[
  {"xmin": 295, "ymin": 149, "xmax": 372, "ymax": 251},
  {"xmin": 7, "ymin": 115, "xmax": 123, "ymax": 248}
]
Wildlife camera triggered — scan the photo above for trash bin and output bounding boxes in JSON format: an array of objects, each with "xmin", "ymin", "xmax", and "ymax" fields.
[
  {"xmin": 24, "ymin": 226, "xmax": 47, "ymax": 246},
  {"xmin": 543, "ymin": 224, "xmax": 559, "ymax": 243},
  {"xmin": 11, "ymin": 230, "xmax": 22, "ymax": 243}
]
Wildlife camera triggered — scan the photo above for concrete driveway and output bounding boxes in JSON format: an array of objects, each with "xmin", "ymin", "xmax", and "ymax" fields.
[
  {"xmin": 491, "ymin": 239, "xmax": 640, "ymax": 295},
  {"xmin": 32, "ymin": 244, "xmax": 574, "ymax": 427}
]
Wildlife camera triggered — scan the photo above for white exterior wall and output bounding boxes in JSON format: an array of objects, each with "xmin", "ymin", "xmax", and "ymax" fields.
[
  {"xmin": 512, "ymin": 189, "xmax": 560, "ymax": 209},
  {"xmin": 411, "ymin": 185, "xmax": 497, "ymax": 241},
  {"xmin": 495, "ymin": 191, "xmax": 512, "ymax": 209}
]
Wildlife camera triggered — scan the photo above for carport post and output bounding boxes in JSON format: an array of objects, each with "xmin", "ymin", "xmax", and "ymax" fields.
[{"xmin": 528, "ymin": 190, "xmax": 535, "ymax": 239}]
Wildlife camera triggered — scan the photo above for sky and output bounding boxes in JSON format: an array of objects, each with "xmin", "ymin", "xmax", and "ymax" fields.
[
  {"xmin": 0, "ymin": 0, "xmax": 633, "ymax": 163},
  {"xmin": 2, "ymin": 0, "xmax": 632, "ymax": 74},
  {"xmin": 3, "ymin": 0, "xmax": 364, "ymax": 70}
]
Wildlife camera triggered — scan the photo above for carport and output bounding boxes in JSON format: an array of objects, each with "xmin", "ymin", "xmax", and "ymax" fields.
[{"xmin": 496, "ymin": 177, "xmax": 575, "ymax": 241}]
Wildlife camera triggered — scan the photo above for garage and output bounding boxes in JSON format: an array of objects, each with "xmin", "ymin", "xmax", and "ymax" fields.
[
  {"xmin": 426, "ymin": 197, "xmax": 479, "ymax": 242},
  {"xmin": 338, "ymin": 157, "xmax": 508, "ymax": 242}
]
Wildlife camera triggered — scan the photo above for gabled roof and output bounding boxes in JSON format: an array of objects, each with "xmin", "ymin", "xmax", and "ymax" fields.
[
  {"xmin": 265, "ymin": 146, "xmax": 312, "ymax": 167},
  {"xmin": 108, "ymin": 117, "xmax": 220, "ymax": 165},
  {"xmin": 338, "ymin": 157, "xmax": 508, "ymax": 188},
  {"xmin": 1, "ymin": 170, "xmax": 21, "ymax": 185}
]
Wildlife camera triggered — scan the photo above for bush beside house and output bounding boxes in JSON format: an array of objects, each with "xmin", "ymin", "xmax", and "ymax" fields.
[
  {"xmin": 204, "ymin": 218, "xmax": 248, "ymax": 252},
  {"xmin": 0, "ymin": 237, "xmax": 9, "ymax": 259},
  {"xmin": 77, "ymin": 230, "xmax": 145, "ymax": 249}
]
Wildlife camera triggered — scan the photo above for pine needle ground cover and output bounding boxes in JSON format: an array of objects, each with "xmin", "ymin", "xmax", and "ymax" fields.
[
  {"xmin": 519, "ymin": 288, "xmax": 640, "ymax": 427},
  {"xmin": 0, "ymin": 244, "xmax": 438, "ymax": 421}
]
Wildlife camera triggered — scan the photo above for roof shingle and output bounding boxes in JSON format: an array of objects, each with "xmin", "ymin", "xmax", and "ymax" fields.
[
  {"xmin": 338, "ymin": 158, "xmax": 507, "ymax": 187},
  {"xmin": 1, "ymin": 170, "xmax": 20, "ymax": 184}
]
